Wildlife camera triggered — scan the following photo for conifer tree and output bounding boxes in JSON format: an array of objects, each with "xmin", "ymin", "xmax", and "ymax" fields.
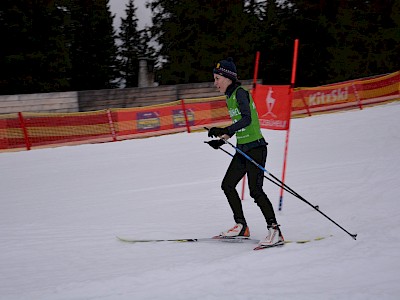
[
  {"xmin": 118, "ymin": 0, "xmax": 141, "ymax": 87},
  {"xmin": 327, "ymin": 0, "xmax": 400, "ymax": 82},
  {"xmin": 148, "ymin": 0, "xmax": 259, "ymax": 84},
  {"xmin": 0, "ymin": 0, "xmax": 71, "ymax": 94},
  {"xmin": 118, "ymin": 0, "xmax": 156, "ymax": 87},
  {"xmin": 68, "ymin": 0, "xmax": 119, "ymax": 90}
]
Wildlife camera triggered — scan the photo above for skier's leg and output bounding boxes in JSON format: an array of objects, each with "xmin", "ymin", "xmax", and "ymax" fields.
[
  {"xmin": 246, "ymin": 146, "xmax": 277, "ymax": 225},
  {"xmin": 221, "ymin": 153, "xmax": 247, "ymax": 226}
]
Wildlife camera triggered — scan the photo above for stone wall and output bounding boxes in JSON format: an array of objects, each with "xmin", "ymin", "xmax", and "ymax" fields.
[
  {"xmin": 0, "ymin": 91, "xmax": 78, "ymax": 114},
  {"xmin": 0, "ymin": 80, "xmax": 255, "ymax": 114},
  {"xmin": 78, "ymin": 80, "xmax": 255, "ymax": 112}
]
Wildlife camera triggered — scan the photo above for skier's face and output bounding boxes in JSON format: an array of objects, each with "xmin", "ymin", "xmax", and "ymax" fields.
[{"xmin": 214, "ymin": 74, "xmax": 232, "ymax": 94}]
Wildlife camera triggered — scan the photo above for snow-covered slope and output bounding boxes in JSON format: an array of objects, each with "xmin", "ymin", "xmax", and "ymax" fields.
[{"xmin": 1, "ymin": 102, "xmax": 399, "ymax": 299}]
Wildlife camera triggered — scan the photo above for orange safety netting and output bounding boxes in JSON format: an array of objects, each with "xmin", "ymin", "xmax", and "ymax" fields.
[
  {"xmin": 1, "ymin": 71, "xmax": 399, "ymax": 152},
  {"xmin": 292, "ymin": 71, "xmax": 400, "ymax": 117},
  {"xmin": 0, "ymin": 96, "xmax": 230, "ymax": 151}
]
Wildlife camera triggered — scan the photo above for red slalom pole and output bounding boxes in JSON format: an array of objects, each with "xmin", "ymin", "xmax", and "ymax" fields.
[
  {"xmin": 290, "ymin": 39, "xmax": 299, "ymax": 88},
  {"xmin": 252, "ymin": 51, "xmax": 260, "ymax": 88},
  {"xmin": 18, "ymin": 112, "xmax": 31, "ymax": 151},
  {"xmin": 278, "ymin": 39, "xmax": 299, "ymax": 211}
]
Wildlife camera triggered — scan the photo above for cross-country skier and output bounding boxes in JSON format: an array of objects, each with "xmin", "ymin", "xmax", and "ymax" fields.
[{"xmin": 205, "ymin": 57, "xmax": 284, "ymax": 248}]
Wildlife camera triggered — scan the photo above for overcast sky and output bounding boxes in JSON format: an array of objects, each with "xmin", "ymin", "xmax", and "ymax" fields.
[{"xmin": 109, "ymin": 0, "xmax": 152, "ymax": 31}]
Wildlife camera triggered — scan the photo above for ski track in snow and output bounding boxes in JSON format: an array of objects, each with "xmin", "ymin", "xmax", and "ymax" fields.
[{"xmin": 1, "ymin": 102, "xmax": 400, "ymax": 299}]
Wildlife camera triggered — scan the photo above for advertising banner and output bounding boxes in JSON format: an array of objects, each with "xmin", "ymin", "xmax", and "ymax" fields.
[{"xmin": 253, "ymin": 85, "xmax": 291, "ymax": 131}]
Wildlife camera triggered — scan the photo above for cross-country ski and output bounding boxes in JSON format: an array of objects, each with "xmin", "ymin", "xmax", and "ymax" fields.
[{"xmin": 116, "ymin": 235, "xmax": 331, "ymax": 246}]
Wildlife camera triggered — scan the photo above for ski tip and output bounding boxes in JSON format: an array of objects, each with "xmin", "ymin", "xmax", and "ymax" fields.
[
  {"xmin": 284, "ymin": 235, "xmax": 333, "ymax": 244},
  {"xmin": 116, "ymin": 236, "xmax": 131, "ymax": 243},
  {"xmin": 253, "ymin": 242, "xmax": 285, "ymax": 251},
  {"xmin": 211, "ymin": 235, "xmax": 252, "ymax": 240},
  {"xmin": 116, "ymin": 236, "xmax": 139, "ymax": 243}
]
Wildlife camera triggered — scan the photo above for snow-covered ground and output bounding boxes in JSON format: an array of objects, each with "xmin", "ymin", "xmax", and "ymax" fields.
[{"xmin": 1, "ymin": 102, "xmax": 399, "ymax": 299}]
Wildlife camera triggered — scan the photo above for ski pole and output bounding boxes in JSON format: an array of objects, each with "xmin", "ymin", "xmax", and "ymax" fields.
[
  {"xmin": 207, "ymin": 142, "xmax": 304, "ymax": 201},
  {"xmin": 224, "ymin": 139, "xmax": 357, "ymax": 240},
  {"xmin": 204, "ymin": 128, "xmax": 306, "ymax": 203},
  {"xmin": 204, "ymin": 128, "xmax": 357, "ymax": 240}
]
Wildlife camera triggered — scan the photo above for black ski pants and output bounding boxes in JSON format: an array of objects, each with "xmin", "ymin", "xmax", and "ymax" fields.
[{"xmin": 221, "ymin": 145, "xmax": 277, "ymax": 226}]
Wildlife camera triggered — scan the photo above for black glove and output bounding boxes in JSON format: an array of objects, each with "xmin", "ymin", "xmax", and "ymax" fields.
[
  {"xmin": 205, "ymin": 140, "xmax": 225, "ymax": 150},
  {"xmin": 208, "ymin": 127, "xmax": 229, "ymax": 138}
]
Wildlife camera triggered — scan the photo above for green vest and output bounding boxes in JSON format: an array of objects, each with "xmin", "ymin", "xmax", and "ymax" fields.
[{"xmin": 226, "ymin": 86, "xmax": 263, "ymax": 144}]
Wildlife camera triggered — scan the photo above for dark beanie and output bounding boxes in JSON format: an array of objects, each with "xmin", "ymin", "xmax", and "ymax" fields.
[{"xmin": 213, "ymin": 57, "xmax": 238, "ymax": 81}]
